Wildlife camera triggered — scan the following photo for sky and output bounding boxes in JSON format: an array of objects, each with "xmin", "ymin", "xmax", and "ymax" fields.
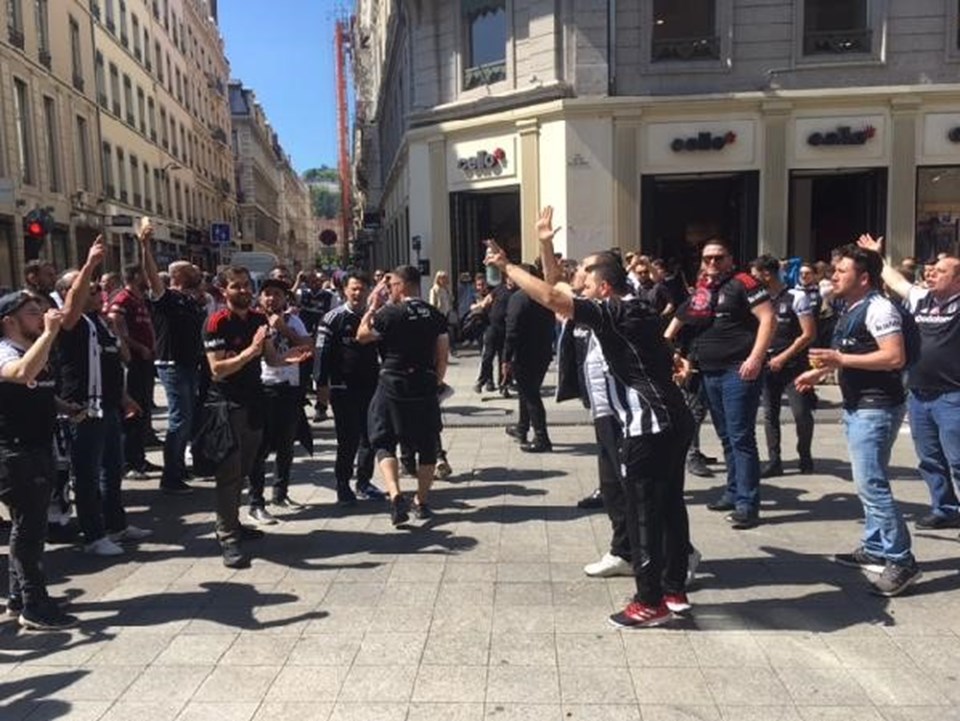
[{"xmin": 218, "ymin": 1, "xmax": 346, "ymax": 174}]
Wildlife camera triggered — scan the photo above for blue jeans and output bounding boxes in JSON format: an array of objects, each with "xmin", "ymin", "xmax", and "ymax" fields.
[
  {"xmin": 907, "ymin": 390, "xmax": 960, "ymax": 519},
  {"xmin": 71, "ymin": 408, "xmax": 126, "ymax": 542},
  {"xmin": 157, "ymin": 365, "xmax": 199, "ymax": 487},
  {"xmin": 702, "ymin": 368, "xmax": 763, "ymax": 516},
  {"xmin": 843, "ymin": 405, "xmax": 913, "ymax": 564}
]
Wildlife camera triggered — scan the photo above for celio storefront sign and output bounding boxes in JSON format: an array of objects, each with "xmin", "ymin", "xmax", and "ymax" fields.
[
  {"xmin": 807, "ymin": 125, "xmax": 877, "ymax": 146},
  {"xmin": 671, "ymin": 131, "xmax": 737, "ymax": 152},
  {"xmin": 457, "ymin": 148, "xmax": 507, "ymax": 175}
]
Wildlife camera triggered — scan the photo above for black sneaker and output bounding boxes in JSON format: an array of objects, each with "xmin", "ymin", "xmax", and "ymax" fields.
[
  {"xmin": 686, "ymin": 456, "xmax": 714, "ymax": 478},
  {"xmin": 577, "ymin": 489, "xmax": 604, "ymax": 510},
  {"xmin": 271, "ymin": 495, "xmax": 305, "ymax": 511},
  {"xmin": 834, "ymin": 547, "xmax": 886, "ymax": 574},
  {"xmin": 4, "ymin": 595, "xmax": 23, "ymax": 619},
  {"xmin": 725, "ymin": 510, "xmax": 759, "ymax": 530},
  {"xmin": 391, "ymin": 494, "xmax": 410, "ymax": 526},
  {"xmin": 336, "ymin": 487, "xmax": 358, "ymax": 507},
  {"xmin": 472, "ymin": 382, "xmax": 484, "ymax": 393},
  {"xmin": 799, "ymin": 459, "xmax": 814, "ymax": 474},
  {"xmin": 706, "ymin": 498, "xmax": 735, "ymax": 512},
  {"xmin": 504, "ymin": 425, "xmax": 527, "ymax": 443},
  {"xmin": 356, "ymin": 483, "xmax": 386, "ymax": 501},
  {"xmin": 160, "ymin": 480, "xmax": 194, "ymax": 495},
  {"xmin": 222, "ymin": 543, "xmax": 250, "ymax": 569},
  {"xmin": 760, "ymin": 461, "xmax": 783, "ymax": 479},
  {"xmin": 46, "ymin": 521, "xmax": 80, "ymax": 545},
  {"xmin": 694, "ymin": 452, "xmax": 718, "ymax": 464},
  {"xmin": 19, "ymin": 600, "xmax": 78, "ymax": 631},
  {"xmin": 520, "ymin": 438, "xmax": 552, "ymax": 453},
  {"xmin": 483, "ymin": 382, "xmax": 496, "ymax": 392},
  {"xmin": 870, "ymin": 561, "xmax": 922, "ymax": 597},
  {"xmin": 915, "ymin": 513, "xmax": 960, "ymax": 530},
  {"xmin": 413, "ymin": 500, "xmax": 434, "ymax": 520}
]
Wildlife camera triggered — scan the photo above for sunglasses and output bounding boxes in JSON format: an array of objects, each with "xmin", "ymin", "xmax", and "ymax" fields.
[{"xmin": 702, "ymin": 255, "xmax": 728, "ymax": 264}]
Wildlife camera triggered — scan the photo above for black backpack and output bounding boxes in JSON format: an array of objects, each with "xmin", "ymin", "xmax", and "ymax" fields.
[{"xmin": 832, "ymin": 295, "xmax": 922, "ymax": 369}]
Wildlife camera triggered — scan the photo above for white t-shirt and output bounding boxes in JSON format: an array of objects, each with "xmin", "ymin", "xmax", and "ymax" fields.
[{"xmin": 261, "ymin": 312, "xmax": 309, "ymax": 386}]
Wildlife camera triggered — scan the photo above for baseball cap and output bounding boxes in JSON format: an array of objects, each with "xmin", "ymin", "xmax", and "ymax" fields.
[
  {"xmin": 259, "ymin": 278, "xmax": 290, "ymax": 293},
  {"xmin": 0, "ymin": 291, "xmax": 36, "ymax": 320}
]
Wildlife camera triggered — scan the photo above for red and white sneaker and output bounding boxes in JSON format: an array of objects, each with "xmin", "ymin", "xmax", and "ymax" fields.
[
  {"xmin": 608, "ymin": 600, "xmax": 673, "ymax": 629},
  {"xmin": 664, "ymin": 592, "xmax": 692, "ymax": 613}
]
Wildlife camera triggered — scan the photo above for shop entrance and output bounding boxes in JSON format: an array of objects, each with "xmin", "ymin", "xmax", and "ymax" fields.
[
  {"xmin": 641, "ymin": 172, "xmax": 759, "ymax": 284},
  {"xmin": 789, "ymin": 168, "xmax": 887, "ymax": 262},
  {"xmin": 449, "ymin": 187, "xmax": 521, "ymax": 286}
]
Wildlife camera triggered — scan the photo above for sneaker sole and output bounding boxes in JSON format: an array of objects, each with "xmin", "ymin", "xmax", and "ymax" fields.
[
  {"xmin": 665, "ymin": 601, "xmax": 693, "ymax": 613},
  {"xmin": 870, "ymin": 570, "xmax": 923, "ymax": 597},
  {"xmin": 18, "ymin": 615, "xmax": 78, "ymax": 631},
  {"xmin": 247, "ymin": 516, "xmax": 278, "ymax": 526},
  {"xmin": 608, "ymin": 612, "xmax": 674, "ymax": 629},
  {"xmin": 834, "ymin": 557, "xmax": 886, "ymax": 574},
  {"xmin": 584, "ymin": 566, "xmax": 634, "ymax": 578}
]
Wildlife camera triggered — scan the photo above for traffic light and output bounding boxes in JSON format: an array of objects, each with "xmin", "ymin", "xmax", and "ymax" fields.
[{"xmin": 23, "ymin": 209, "xmax": 53, "ymax": 261}]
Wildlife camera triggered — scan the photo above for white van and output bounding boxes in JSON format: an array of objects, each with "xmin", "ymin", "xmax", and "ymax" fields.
[{"xmin": 224, "ymin": 251, "xmax": 280, "ymax": 293}]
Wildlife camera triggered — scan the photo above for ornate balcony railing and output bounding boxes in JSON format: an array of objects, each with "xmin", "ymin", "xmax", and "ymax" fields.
[
  {"xmin": 652, "ymin": 35, "xmax": 720, "ymax": 62},
  {"xmin": 803, "ymin": 28, "xmax": 872, "ymax": 55}
]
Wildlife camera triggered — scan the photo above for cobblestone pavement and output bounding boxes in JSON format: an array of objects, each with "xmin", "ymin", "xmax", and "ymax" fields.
[{"xmin": 2, "ymin": 351, "xmax": 959, "ymax": 721}]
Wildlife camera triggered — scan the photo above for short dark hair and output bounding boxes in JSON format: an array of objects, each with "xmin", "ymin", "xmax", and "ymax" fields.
[
  {"xmin": 344, "ymin": 270, "xmax": 370, "ymax": 287},
  {"xmin": 123, "ymin": 264, "xmax": 143, "ymax": 285},
  {"xmin": 392, "ymin": 264, "xmax": 421, "ymax": 286},
  {"xmin": 585, "ymin": 259, "xmax": 630, "ymax": 295},
  {"xmin": 836, "ymin": 243, "xmax": 882, "ymax": 288},
  {"xmin": 751, "ymin": 254, "xmax": 780, "ymax": 275},
  {"xmin": 24, "ymin": 260, "xmax": 54, "ymax": 278},
  {"xmin": 701, "ymin": 237, "xmax": 732, "ymax": 256},
  {"xmin": 222, "ymin": 266, "xmax": 251, "ymax": 284}
]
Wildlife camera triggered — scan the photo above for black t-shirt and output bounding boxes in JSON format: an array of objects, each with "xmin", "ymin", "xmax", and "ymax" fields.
[
  {"xmin": 769, "ymin": 287, "xmax": 814, "ymax": 361},
  {"xmin": 645, "ymin": 282, "xmax": 672, "ymax": 315},
  {"xmin": 150, "ymin": 288, "xmax": 206, "ymax": 368},
  {"xmin": 372, "ymin": 298, "xmax": 448, "ymax": 397},
  {"xmin": 905, "ymin": 287, "xmax": 960, "ymax": 393},
  {"xmin": 686, "ymin": 273, "xmax": 770, "ymax": 372},
  {"xmin": 572, "ymin": 296, "xmax": 687, "ymax": 437},
  {"xmin": 0, "ymin": 339, "xmax": 57, "ymax": 449},
  {"xmin": 488, "ymin": 284, "xmax": 515, "ymax": 330},
  {"xmin": 315, "ymin": 303, "xmax": 380, "ymax": 389},
  {"xmin": 203, "ymin": 308, "xmax": 267, "ymax": 407},
  {"xmin": 58, "ymin": 313, "xmax": 125, "ymax": 409}
]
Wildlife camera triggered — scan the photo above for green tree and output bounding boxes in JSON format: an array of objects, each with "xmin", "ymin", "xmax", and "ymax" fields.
[{"xmin": 310, "ymin": 184, "xmax": 340, "ymax": 219}]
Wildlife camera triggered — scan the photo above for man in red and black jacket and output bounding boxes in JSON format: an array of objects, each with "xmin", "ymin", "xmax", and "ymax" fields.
[
  {"xmin": 203, "ymin": 266, "xmax": 311, "ymax": 568},
  {"xmin": 672, "ymin": 239, "xmax": 775, "ymax": 529}
]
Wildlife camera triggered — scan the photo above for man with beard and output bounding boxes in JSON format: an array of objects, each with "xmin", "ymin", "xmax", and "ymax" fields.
[
  {"xmin": 138, "ymin": 228, "xmax": 207, "ymax": 495},
  {"xmin": 203, "ymin": 266, "xmax": 311, "ymax": 568},
  {"xmin": 109, "ymin": 265, "xmax": 159, "ymax": 479},
  {"xmin": 23, "ymin": 261, "xmax": 57, "ymax": 305},
  {"xmin": 484, "ymin": 237, "xmax": 695, "ymax": 628},
  {"xmin": 315, "ymin": 271, "xmax": 386, "ymax": 505},
  {"xmin": 247, "ymin": 278, "xmax": 313, "ymax": 521},
  {"xmin": 0, "ymin": 291, "xmax": 78, "ymax": 630},
  {"xmin": 357, "ymin": 266, "xmax": 449, "ymax": 525}
]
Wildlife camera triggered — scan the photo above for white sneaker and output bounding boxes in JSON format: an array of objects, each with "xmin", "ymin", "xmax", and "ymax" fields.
[
  {"xmin": 84, "ymin": 537, "xmax": 124, "ymax": 556},
  {"xmin": 687, "ymin": 548, "xmax": 702, "ymax": 585},
  {"xmin": 583, "ymin": 552, "xmax": 632, "ymax": 578},
  {"xmin": 108, "ymin": 525, "xmax": 153, "ymax": 542}
]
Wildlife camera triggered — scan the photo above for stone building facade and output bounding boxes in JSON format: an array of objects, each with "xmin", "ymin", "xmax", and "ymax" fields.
[{"xmin": 353, "ymin": 0, "xmax": 960, "ymax": 284}]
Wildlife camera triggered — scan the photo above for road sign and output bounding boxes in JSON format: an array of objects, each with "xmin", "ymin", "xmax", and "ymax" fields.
[
  {"xmin": 108, "ymin": 214, "xmax": 134, "ymax": 227},
  {"xmin": 211, "ymin": 222, "xmax": 231, "ymax": 245}
]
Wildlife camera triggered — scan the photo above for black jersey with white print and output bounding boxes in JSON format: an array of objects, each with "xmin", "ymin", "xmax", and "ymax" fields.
[{"xmin": 904, "ymin": 286, "xmax": 960, "ymax": 393}]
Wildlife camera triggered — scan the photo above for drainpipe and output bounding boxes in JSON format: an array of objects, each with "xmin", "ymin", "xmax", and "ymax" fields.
[{"xmin": 607, "ymin": 0, "xmax": 616, "ymax": 95}]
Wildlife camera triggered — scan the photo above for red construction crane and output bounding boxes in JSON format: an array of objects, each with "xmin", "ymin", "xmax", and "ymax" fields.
[{"xmin": 335, "ymin": 16, "xmax": 352, "ymax": 259}]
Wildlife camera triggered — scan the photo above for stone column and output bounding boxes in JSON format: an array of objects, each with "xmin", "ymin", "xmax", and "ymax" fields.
[
  {"xmin": 887, "ymin": 96, "xmax": 922, "ymax": 263},
  {"xmin": 428, "ymin": 136, "xmax": 451, "ymax": 279},
  {"xmin": 760, "ymin": 100, "xmax": 792, "ymax": 258},
  {"xmin": 613, "ymin": 119, "xmax": 640, "ymax": 252},
  {"xmin": 517, "ymin": 118, "xmax": 541, "ymax": 262}
]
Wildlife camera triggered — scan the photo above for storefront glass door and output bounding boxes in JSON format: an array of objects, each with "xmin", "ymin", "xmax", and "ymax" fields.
[{"xmin": 449, "ymin": 187, "xmax": 521, "ymax": 287}]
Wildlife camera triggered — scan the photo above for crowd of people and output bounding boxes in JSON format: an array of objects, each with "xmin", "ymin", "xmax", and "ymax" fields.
[{"xmin": 1, "ymin": 209, "xmax": 958, "ymax": 631}]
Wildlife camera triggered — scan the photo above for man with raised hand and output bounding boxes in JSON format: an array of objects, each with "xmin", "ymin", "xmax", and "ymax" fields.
[{"xmin": 858, "ymin": 234, "xmax": 960, "ymax": 532}]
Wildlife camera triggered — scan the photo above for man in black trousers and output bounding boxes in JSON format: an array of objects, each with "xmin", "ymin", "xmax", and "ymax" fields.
[
  {"xmin": 315, "ymin": 271, "xmax": 386, "ymax": 505},
  {"xmin": 503, "ymin": 265, "xmax": 555, "ymax": 452}
]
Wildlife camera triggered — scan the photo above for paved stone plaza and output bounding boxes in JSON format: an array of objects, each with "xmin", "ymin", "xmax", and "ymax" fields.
[{"xmin": 3, "ymin": 351, "xmax": 960, "ymax": 721}]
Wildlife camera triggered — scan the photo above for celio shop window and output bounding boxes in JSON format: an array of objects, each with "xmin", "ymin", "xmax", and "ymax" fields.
[{"xmin": 916, "ymin": 167, "xmax": 960, "ymax": 261}]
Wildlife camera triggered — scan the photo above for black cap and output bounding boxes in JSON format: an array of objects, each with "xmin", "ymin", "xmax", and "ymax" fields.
[
  {"xmin": 0, "ymin": 291, "xmax": 35, "ymax": 320},
  {"xmin": 259, "ymin": 278, "xmax": 290, "ymax": 293}
]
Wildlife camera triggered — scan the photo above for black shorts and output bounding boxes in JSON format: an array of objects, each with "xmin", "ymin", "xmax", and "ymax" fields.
[{"xmin": 368, "ymin": 384, "xmax": 442, "ymax": 465}]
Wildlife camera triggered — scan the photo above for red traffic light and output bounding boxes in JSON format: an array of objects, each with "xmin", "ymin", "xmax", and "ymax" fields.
[{"xmin": 26, "ymin": 221, "xmax": 45, "ymax": 238}]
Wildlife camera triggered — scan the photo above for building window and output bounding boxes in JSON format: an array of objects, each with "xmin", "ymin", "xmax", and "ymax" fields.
[
  {"xmin": 76, "ymin": 116, "xmax": 91, "ymax": 190},
  {"xmin": 171, "ymin": 116, "xmax": 179, "ymax": 157},
  {"xmin": 70, "ymin": 16, "xmax": 84, "ymax": 90},
  {"xmin": 143, "ymin": 162, "xmax": 151, "ymax": 211},
  {"xmin": 123, "ymin": 74, "xmax": 134, "ymax": 126},
  {"xmin": 104, "ymin": 0, "xmax": 115, "ymax": 32},
  {"xmin": 175, "ymin": 67, "xmax": 182, "ymax": 103},
  {"xmin": 132, "ymin": 13, "xmax": 141, "ymax": 59},
  {"xmin": 174, "ymin": 179, "xmax": 182, "ymax": 221},
  {"xmin": 109, "ymin": 63, "xmax": 120, "ymax": 116},
  {"xmin": 651, "ymin": 0, "xmax": 719, "ymax": 61},
  {"xmin": 147, "ymin": 96, "xmax": 156, "ymax": 140},
  {"xmin": 43, "ymin": 96, "xmax": 60, "ymax": 193},
  {"xmin": 102, "ymin": 142, "xmax": 114, "ymax": 197},
  {"xmin": 130, "ymin": 155, "xmax": 140, "ymax": 207},
  {"xmin": 95, "ymin": 52, "xmax": 106, "ymax": 107},
  {"xmin": 13, "ymin": 79, "xmax": 33, "ymax": 185},
  {"xmin": 117, "ymin": 147, "xmax": 127, "ymax": 202},
  {"xmin": 143, "ymin": 29, "xmax": 151, "ymax": 69},
  {"xmin": 8, "ymin": 0, "xmax": 24, "ymax": 48},
  {"xmin": 179, "ymin": 124, "xmax": 186, "ymax": 163},
  {"xmin": 119, "ymin": 0, "xmax": 128, "ymax": 45},
  {"xmin": 462, "ymin": 0, "xmax": 506, "ymax": 90},
  {"xmin": 160, "ymin": 106, "xmax": 168, "ymax": 148},
  {"xmin": 35, "ymin": 0, "xmax": 50, "ymax": 65},
  {"xmin": 803, "ymin": 0, "xmax": 870, "ymax": 55},
  {"xmin": 156, "ymin": 42, "xmax": 164, "ymax": 81},
  {"xmin": 166, "ymin": 53, "xmax": 172, "ymax": 92},
  {"xmin": 137, "ymin": 87, "xmax": 146, "ymax": 134}
]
